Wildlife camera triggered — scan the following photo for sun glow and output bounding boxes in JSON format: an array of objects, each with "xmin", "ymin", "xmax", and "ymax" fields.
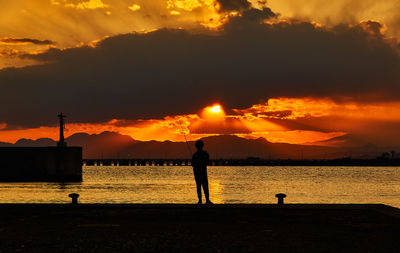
[
  {"xmin": 2, "ymin": 98, "xmax": 400, "ymax": 146},
  {"xmin": 210, "ymin": 105, "xmax": 222, "ymax": 113},
  {"xmin": 202, "ymin": 104, "xmax": 225, "ymax": 119}
]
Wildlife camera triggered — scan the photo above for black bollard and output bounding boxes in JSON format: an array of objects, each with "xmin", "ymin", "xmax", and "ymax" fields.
[
  {"xmin": 275, "ymin": 193, "xmax": 286, "ymax": 205},
  {"xmin": 69, "ymin": 193, "xmax": 80, "ymax": 204}
]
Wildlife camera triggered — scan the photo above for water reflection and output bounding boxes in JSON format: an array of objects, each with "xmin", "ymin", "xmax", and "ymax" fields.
[
  {"xmin": 0, "ymin": 166, "xmax": 399, "ymax": 206},
  {"xmin": 57, "ymin": 182, "xmax": 68, "ymax": 190},
  {"xmin": 209, "ymin": 179, "xmax": 225, "ymax": 203}
]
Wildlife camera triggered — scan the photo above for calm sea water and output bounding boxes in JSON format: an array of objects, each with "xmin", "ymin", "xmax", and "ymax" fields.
[{"xmin": 0, "ymin": 166, "xmax": 400, "ymax": 207}]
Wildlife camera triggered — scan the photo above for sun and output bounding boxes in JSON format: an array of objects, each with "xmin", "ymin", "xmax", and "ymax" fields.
[
  {"xmin": 210, "ymin": 105, "xmax": 222, "ymax": 113},
  {"xmin": 202, "ymin": 104, "xmax": 225, "ymax": 119}
]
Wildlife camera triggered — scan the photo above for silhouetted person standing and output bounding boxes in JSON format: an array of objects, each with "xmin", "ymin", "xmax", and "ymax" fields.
[{"xmin": 192, "ymin": 140, "xmax": 212, "ymax": 204}]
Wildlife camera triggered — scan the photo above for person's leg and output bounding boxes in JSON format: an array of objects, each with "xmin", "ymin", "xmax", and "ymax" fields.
[
  {"xmin": 195, "ymin": 176, "xmax": 202, "ymax": 203},
  {"xmin": 202, "ymin": 172, "xmax": 212, "ymax": 203}
]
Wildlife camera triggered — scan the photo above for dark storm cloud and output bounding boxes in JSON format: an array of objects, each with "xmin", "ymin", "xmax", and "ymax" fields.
[
  {"xmin": 215, "ymin": 0, "xmax": 251, "ymax": 11},
  {"xmin": 0, "ymin": 38, "xmax": 54, "ymax": 45},
  {"xmin": 0, "ymin": 8, "xmax": 399, "ymax": 128},
  {"xmin": 215, "ymin": 0, "xmax": 277, "ymax": 21},
  {"xmin": 241, "ymin": 110, "xmax": 293, "ymax": 119},
  {"xmin": 359, "ymin": 20, "xmax": 384, "ymax": 35},
  {"xmin": 223, "ymin": 7, "xmax": 277, "ymax": 31}
]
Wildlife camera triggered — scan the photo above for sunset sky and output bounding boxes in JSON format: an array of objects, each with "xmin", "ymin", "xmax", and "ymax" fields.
[{"xmin": 1, "ymin": 0, "xmax": 400, "ymax": 146}]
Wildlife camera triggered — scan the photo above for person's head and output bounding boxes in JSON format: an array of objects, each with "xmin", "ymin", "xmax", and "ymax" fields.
[{"xmin": 195, "ymin": 140, "xmax": 204, "ymax": 150}]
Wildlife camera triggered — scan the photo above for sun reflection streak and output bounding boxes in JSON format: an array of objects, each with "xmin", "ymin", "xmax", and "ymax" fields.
[{"xmin": 208, "ymin": 179, "xmax": 225, "ymax": 203}]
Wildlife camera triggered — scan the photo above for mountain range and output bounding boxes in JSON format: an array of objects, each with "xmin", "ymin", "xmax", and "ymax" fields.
[{"xmin": 0, "ymin": 131, "xmax": 398, "ymax": 159}]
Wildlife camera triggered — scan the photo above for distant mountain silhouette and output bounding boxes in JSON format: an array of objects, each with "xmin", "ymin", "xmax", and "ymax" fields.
[
  {"xmin": 198, "ymin": 135, "xmax": 333, "ymax": 160},
  {"xmin": 304, "ymin": 134, "xmax": 370, "ymax": 148},
  {"xmin": 4, "ymin": 131, "xmax": 398, "ymax": 159},
  {"xmin": 65, "ymin": 131, "xmax": 138, "ymax": 158},
  {"xmin": 14, "ymin": 138, "xmax": 56, "ymax": 147},
  {"xmin": 74, "ymin": 133, "xmax": 338, "ymax": 159},
  {"xmin": 0, "ymin": 141, "xmax": 13, "ymax": 147}
]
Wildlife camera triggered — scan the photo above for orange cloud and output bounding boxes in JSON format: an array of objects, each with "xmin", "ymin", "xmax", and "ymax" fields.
[
  {"xmin": 0, "ymin": 38, "xmax": 54, "ymax": 45},
  {"xmin": 52, "ymin": 0, "xmax": 109, "ymax": 10},
  {"xmin": 266, "ymin": 0, "xmax": 400, "ymax": 39},
  {"xmin": 167, "ymin": 0, "xmax": 204, "ymax": 11},
  {"xmin": 0, "ymin": 101, "xmax": 337, "ymax": 144},
  {"xmin": 1, "ymin": 98, "xmax": 400, "ymax": 146},
  {"xmin": 236, "ymin": 97, "xmax": 400, "ymax": 121},
  {"xmin": 128, "ymin": 4, "xmax": 141, "ymax": 12}
]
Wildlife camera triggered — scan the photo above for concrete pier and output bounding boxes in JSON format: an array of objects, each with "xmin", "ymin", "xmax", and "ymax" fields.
[
  {"xmin": 0, "ymin": 204, "xmax": 399, "ymax": 252},
  {"xmin": 0, "ymin": 147, "xmax": 82, "ymax": 182}
]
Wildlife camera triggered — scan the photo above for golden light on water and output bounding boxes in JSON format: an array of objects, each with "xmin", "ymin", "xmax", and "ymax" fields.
[
  {"xmin": 3, "ymin": 166, "xmax": 400, "ymax": 206},
  {"xmin": 208, "ymin": 179, "xmax": 225, "ymax": 204}
]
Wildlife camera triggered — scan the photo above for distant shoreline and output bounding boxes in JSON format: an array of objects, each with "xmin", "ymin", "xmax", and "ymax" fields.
[{"xmin": 83, "ymin": 158, "xmax": 400, "ymax": 167}]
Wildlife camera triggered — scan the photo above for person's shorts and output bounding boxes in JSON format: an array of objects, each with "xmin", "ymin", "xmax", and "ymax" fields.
[{"xmin": 193, "ymin": 170, "xmax": 207, "ymax": 183}]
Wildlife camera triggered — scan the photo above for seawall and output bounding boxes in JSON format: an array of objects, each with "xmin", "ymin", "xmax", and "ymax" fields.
[{"xmin": 0, "ymin": 147, "xmax": 82, "ymax": 182}]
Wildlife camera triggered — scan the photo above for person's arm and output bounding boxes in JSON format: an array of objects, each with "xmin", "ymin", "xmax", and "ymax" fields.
[
  {"xmin": 191, "ymin": 153, "xmax": 197, "ymax": 167},
  {"xmin": 205, "ymin": 151, "xmax": 210, "ymax": 166}
]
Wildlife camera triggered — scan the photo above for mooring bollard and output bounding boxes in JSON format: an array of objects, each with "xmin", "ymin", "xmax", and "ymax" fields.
[
  {"xmin": 68, "ymin": 193, "xmax": 79, "ymax": 204},
  {"xmin": 275, "ymin": 193, "xmax": 286, "ymax": 205}
]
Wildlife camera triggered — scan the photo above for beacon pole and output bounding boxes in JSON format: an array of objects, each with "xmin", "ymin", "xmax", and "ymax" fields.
[{"xmin": 57, "ymin": 113, "xmax": 67, "ymax": 147}]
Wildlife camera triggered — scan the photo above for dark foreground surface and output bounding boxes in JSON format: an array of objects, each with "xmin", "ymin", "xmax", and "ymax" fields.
[{"xmin": 0, "ymin": 204, "xmax": 400, "ymax": 253}]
